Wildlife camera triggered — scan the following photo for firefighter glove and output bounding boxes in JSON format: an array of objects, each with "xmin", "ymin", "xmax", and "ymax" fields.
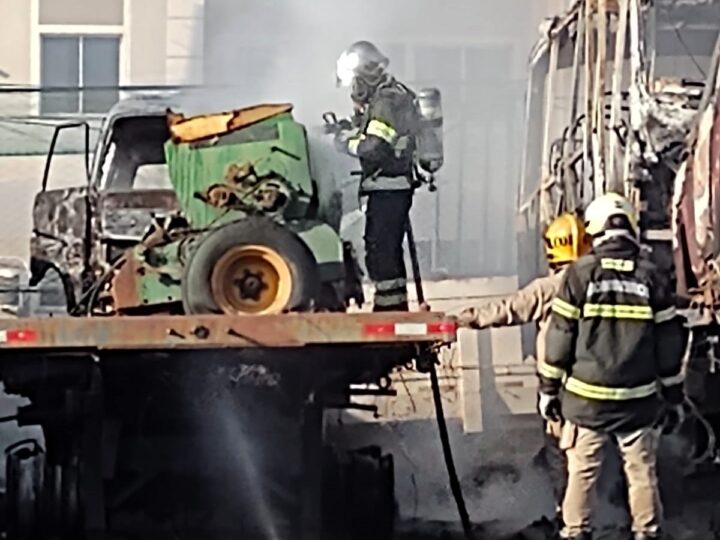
[
  {"xmin": 538, "ymin": 392, "xmax": 562, "ymax": 422},
  {"xmin": 333, "ymin": 128, "xmax": 359, "ymax": 155},
  {"xmin": 456, "ymin": 307, "xmax": 479, "ymax": 329}
]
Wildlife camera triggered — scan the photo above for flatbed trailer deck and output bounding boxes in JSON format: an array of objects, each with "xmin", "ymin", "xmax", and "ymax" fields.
[{"xmin": 0, "ymin": 311, "xmax": 457, "ymax": 351}]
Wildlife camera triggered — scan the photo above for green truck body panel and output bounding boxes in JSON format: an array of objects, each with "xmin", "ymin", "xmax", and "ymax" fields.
[
  {"xmin": 126, "ymin": 242, "xmax": 185, "ymax": 307},
  {"xmin": 164, "ymin": 113, "xmax": 314, "ymax": 228}
]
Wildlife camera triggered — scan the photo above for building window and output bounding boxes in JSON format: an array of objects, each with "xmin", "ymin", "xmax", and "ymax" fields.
[{"xmin": 40, "ymin": 35, "xmax": 120, "ymax": 114}]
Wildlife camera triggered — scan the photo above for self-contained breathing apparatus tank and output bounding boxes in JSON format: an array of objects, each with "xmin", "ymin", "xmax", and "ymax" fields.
[{"xmin": 415, "ymin": 88, "xmax": 444, "ymax": 174}]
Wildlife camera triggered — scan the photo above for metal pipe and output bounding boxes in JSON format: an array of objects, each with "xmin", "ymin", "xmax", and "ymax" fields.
[
  {"xmin": 584, "ymin": 0, "xmax": 597, "ymax": 198},
  {"xmin": 625, "ymin": 0, "xmax": 645, "ymax": 195},
  {"xmin": 608, "ymin": 0, "xmax": 629, "ymax": 192},
  {"xmin": 541, "ymin": 37, "xmax": 561, "ymax": 223},
  {"xmin": 563, "ymin": 9, "xmax": 586, "ymax": 211},
  {"xmin": 594, "ymin": 0, "xmax": 609, "ymax": 195}
]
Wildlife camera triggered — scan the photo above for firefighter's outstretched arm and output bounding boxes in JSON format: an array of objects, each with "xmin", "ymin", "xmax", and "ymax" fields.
[
  {"xmin": 458, "ymin": 274, "xmax": 559, "ymax": 329},
  {"xmin": 541, "ymin": 266, "xmax": 584, "ymax": 396}
]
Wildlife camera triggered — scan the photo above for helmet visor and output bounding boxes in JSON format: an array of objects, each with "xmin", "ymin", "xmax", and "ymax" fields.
[{"xmin": 336, "ymin": 51, "xmax": 360, "ymax": 88}]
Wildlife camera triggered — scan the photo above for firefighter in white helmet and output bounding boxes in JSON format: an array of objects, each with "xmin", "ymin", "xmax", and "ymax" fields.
[
  {"xmin": 457, "ymin": 212, "xmax": 591, "ymax": 520},
  {"xmin": 541, "ymin": 192, "xmax": 686, "ymax": 540},
  {"xmin": 334, "ymin": 41, "xmax": 419, "ymax": 311}
]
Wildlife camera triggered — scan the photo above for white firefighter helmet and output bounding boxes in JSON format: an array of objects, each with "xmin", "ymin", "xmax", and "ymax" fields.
[
  {"xmin": 336, "ymin": 41, "xmax": 389, "ymax": 88},
  {"xmin": 584, "ymin": 192, "xmax": 638, "ymax": 237}
]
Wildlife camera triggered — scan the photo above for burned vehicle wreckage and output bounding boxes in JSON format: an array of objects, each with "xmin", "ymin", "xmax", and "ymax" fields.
[
  {"xmin": 31, "ymin": 100, "xmax": 362, "ymax": 317},
  {"xmin": 518, "ymin": 0, "xmax": 720, "ymax": 471},
  {"xmin": 0, "ymin": 95, "xmax": 458, "ymax": 540}
]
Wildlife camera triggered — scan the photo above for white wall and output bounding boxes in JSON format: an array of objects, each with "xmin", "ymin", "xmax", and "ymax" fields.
[{"xmin": 0, "ymin": 154, "xmax": 87, "ymax": 261}]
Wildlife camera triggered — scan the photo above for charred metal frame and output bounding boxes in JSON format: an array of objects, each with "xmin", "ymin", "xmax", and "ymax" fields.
[
  {"xmin": 42, "ymin": 122, "xmax": 91, "ymax": 192},
  {"xmin": 519, "ymin": 0, "xmax": 720, "ymax": 284}
]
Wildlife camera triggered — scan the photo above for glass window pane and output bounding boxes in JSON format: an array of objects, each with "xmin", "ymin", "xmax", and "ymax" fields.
[
  {"xmin": 82, "ymin": 37, "xmax": 120, "ymax": 113},
  {"xmin": 40, "ymin": 36, "xmax": 80, "ymax": 114}
]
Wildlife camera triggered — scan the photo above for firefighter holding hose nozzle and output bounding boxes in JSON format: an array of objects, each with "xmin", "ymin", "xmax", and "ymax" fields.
[{"xmin": 330, "ymin": 40, "xmax": 443, "ymax": 312}]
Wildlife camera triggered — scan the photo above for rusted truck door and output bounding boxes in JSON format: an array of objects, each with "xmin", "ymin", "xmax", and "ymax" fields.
[{"xmin": 30, "ymin": 122, "xmax": 95, "ymax": 311}]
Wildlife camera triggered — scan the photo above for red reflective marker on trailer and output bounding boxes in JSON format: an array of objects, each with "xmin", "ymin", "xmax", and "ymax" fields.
[
  {"xmin": 363, "ymin": 321, "xmax": 457, "ymax": 337},
  {"xmin": 0, "ymin": 329, "xmax": 38, "ymax": 344}
]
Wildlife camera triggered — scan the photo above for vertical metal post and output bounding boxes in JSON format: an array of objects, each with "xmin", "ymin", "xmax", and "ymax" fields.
[
  {"xmin": 608, "ymin": 0, "xmax": 629, "ymax": 192},
  {"xmin": 593, "ymin": 0, "xmax": 608, "ymax": 196},
  {"xmin": 626, "ymin": 0, "xmax": 645, "ymax": 195},
  {"xmin": 584, "ymin": 0, "xmax": 597, "ymax": 198},
  {"xmin": 454, "ymin": 119, "xmax": 466, "ymax": 271},
  {"xmin": 560, "ymin": 12, "xmax": 585, "ymax": 213},
  {"xmin": 647, "ymin": 1, "xmax": 657, "ymax": 82},
  {"xmin": 540, "ymin": 37, "xmax": 560, "ymax": 224},
  {"xmin": 566, "ymin": 9, "xmax": 586, "ymax": 157}
]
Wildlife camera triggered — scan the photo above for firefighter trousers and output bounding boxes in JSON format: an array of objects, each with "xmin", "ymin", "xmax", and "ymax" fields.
[
  {"xmin": 364, "ymin": 190, "xmax": 413, "ymax": 312},
  {"xmin": 560, "ymin": 423, "xmax": 662, "ymax": 538},
  {"xmin": 544, "ymin": 419, "xmax": 567, "ymax": 513}
]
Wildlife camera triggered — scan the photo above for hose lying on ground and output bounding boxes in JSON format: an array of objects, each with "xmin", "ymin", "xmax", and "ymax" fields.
[
  {"xmin": 683, "ymin": 398, "xmax": 716, "ymax": 467},
  {"xmin": 429, "ymin": 361, "xmax": 475, "ymax": 540}
]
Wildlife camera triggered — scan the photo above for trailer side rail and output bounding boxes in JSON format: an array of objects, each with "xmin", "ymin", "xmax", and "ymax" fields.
[{"xmin": 0, "ymin": 312, "xmax": 456, "ymax": 351}]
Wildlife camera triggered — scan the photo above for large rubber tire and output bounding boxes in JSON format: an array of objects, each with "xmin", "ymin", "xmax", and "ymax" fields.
[{"xmin": 182, "ymin": 218, "xmax": 320, "ymax": 315}]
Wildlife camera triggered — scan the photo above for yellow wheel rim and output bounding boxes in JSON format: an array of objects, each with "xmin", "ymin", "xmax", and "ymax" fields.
[{"xmin": 210, "ymin": 245, "xmax": 292, "ymax": 315}]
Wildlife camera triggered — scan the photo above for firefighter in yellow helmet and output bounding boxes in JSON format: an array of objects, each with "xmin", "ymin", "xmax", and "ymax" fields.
[
  {"xmin": 456, "ymin": 213, "xmax": 591, "ymax": 520},
  {"xmin": 542, "ymin": 192, "xmax": 686, "ymax": 540}
]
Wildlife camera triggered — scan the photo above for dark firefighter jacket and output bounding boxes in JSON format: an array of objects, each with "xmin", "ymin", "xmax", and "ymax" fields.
[
  {"xmin": 346, "ymin": 81, "xmax": 418, "ymax": 192},
  {"xmin": 540, "ymin": 236, "xmax": 686, "ymax": 433}
]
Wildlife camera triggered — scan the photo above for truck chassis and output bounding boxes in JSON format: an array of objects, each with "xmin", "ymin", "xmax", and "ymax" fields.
[{"xmin": 0, "ymin": 311, "xmax": 456, "ymax": 540}]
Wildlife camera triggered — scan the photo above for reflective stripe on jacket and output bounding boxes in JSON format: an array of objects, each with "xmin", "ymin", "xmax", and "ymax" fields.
[
  {"xmin": 355, "ymin": 81, "xmax": 418, "ymax": 193},
  {"xmin": 541, "ymin": 237, "xmax": 687, "ymax": 432}
]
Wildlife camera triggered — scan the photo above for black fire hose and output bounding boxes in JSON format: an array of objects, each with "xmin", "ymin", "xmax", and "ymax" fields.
[{"xmin": 405, "ymin": 221, "xmax": 475, "ymax": 540}]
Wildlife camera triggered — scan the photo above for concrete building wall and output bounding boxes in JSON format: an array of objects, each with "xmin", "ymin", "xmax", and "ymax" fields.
[
  {"xmin": 0, "ymin": 0, "xmax": 205, "ymax": 88},
  {"xmin": 128, "ymin": 0, "xmax": 168, "ymax": 84},
  {"xmin": 39, "ymin": 0, "xmax": 124, "ymax": 25},
  {"xmin": 165, "ymin": 0, "xmax": 205, "ymax": 85},
  {"xmin": 0, "ymin": 0, "xmax": 32, "ymax": 84},
  {"xmin": 0, "ymin": 154, "xmax": 87, "ymax": 261}
]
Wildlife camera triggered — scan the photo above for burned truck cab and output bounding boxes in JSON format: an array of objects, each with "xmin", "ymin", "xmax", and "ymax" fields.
[{"xmin": 30, "ymin": 96, "xmax": 181, "ymax": 312}]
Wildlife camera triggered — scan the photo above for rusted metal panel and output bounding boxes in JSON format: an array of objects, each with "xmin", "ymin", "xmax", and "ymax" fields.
[
  {"xmin": 674, "ymin": 103, "xmax": 719, "ymax": 299},
  {"xmin": 0, "ymin": 312, "xmax": 456, "ymax": 352},
  {"xmin": 31, "ymin": 186, "xmax": 93, "ymax": 301},
  {"xmin": 167, "ymin": 104, "xmax": 293, "ymax": 143},
  {"xmin": 99, "ymin": 190, "xmax": 180, "ymax": 241},
  {"xmin": 110, "ymin": 253, "xmax": 142, "ymax": 310},
  {"xmin": 99, "ymin": 190, "xmax": 179, "ymax": 212}
]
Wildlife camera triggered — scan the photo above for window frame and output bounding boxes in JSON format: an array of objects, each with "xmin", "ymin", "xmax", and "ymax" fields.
[
  {"xmin": 30, "ymin": 0, "xmax": 131, "ymax": 116},
  {"xmin": 39, "ymin": 33, "xmax": 122, "ymax": 115}
]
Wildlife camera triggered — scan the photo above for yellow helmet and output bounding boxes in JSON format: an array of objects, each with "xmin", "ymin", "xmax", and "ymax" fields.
[
  {"xmin": 543, "ymin": 213, "xmax": 591, "ymax": 265},
  {"xmin": 584, "ymin": 192, "xmax": 638, "ymax": 237}
]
